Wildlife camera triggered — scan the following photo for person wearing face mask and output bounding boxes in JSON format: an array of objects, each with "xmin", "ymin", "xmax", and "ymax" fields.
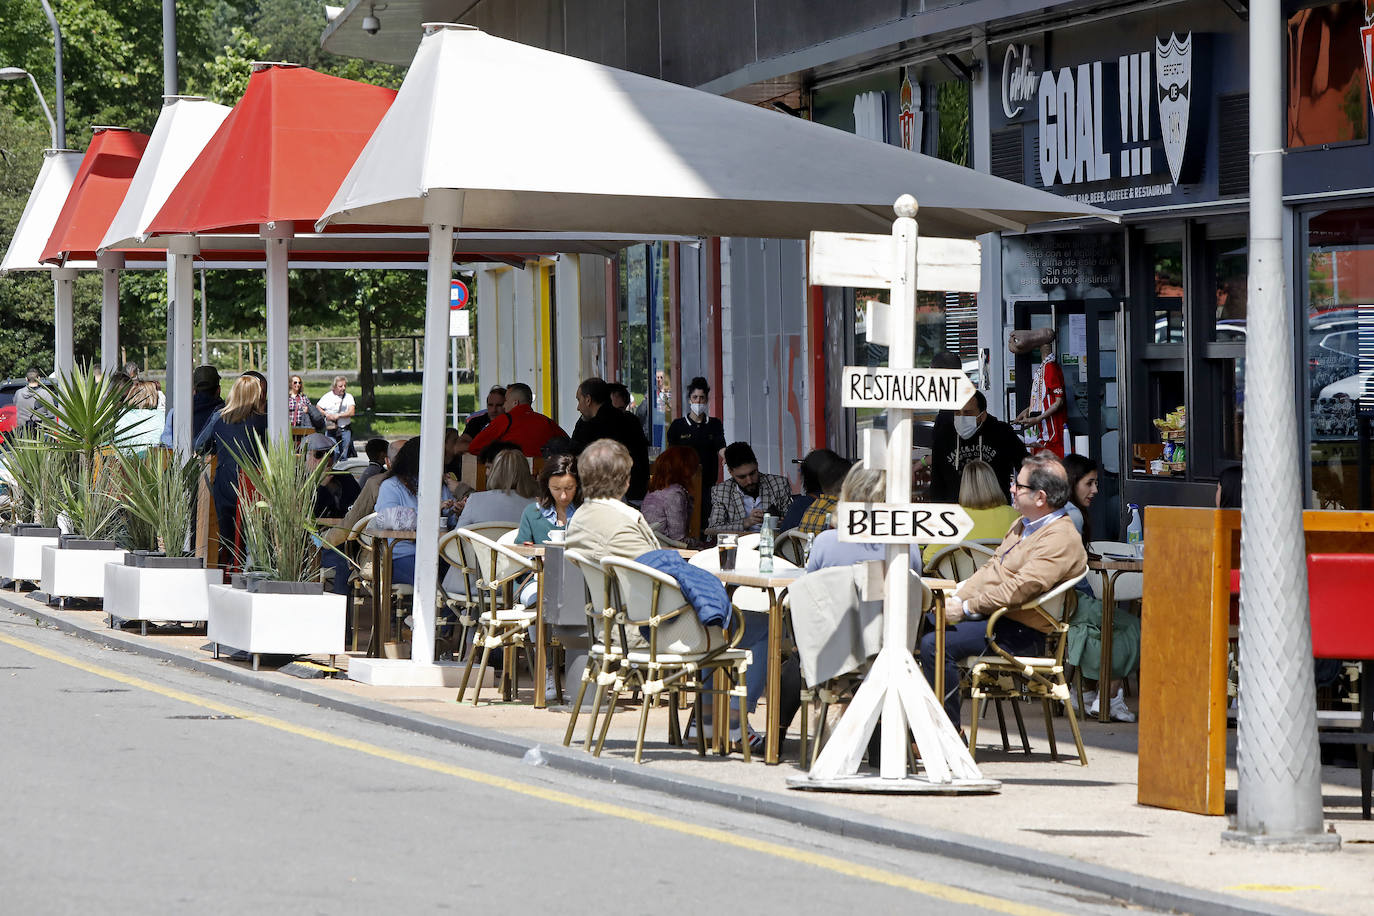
[
  {"xmin": 667, "ymin": 375, "xmax": 727, "ymax": 525},
  {"xmin": 930, "ymin": 390, "xmax": 1027, "ymax": 504}
]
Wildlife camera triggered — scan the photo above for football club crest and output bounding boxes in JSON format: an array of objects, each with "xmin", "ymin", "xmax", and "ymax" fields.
[
  {"xmin": 1155, "ymin": 32, "xmax": 1193, "ymax": 185},
  {"xmin": 898, "ymin": 71, "xmax": 917, "ymax": 151}
]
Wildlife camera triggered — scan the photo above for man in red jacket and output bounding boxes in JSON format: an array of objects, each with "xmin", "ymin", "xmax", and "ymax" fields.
[{"xmin": 466, "ymin": 381, "xmax": 566, "ymax": 458}]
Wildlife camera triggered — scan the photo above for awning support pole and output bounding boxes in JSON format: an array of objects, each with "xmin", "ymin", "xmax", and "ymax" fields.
[{"xmin": 262, "ymin": 223, "xmax": 292, "ymax": 441}]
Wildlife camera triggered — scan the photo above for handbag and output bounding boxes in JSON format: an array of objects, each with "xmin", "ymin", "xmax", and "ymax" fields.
[{"xmin": 306, "ymin": 401, "xmax": 326, "ymax": 433}]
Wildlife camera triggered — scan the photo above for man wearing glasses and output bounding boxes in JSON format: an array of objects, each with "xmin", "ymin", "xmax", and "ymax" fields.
[{"xmin": 918, "ymin": 454, "xmax": 1086, "ymax": 726}]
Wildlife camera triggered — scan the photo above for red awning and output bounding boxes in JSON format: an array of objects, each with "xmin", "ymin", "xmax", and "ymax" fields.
[
  {"xmin": 40, "ymin": 128, "xmax": 153, "ymax": 266},
  {"xmin": 145, "ymin": 64, "xmax": 397, "ymax": 236}
]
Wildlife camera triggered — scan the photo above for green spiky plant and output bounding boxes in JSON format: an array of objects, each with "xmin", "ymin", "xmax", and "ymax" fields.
[
  {"xmin": 230, "ymin": 436, "xmax": 330, "ymax": 583},
  {"xmin": 116, "ymin": 450, "xmax": 202, "ymax": 556},
  {"xmin": 39, "ymin": 365, "xmax": 141, "ymax": 539},
  {"xmin": 3, "ymin": 426, "xmax": 73, "ymax": 529}
]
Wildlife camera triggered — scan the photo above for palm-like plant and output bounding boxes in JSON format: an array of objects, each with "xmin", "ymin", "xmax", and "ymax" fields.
[
  {"xmin": 3, "ymin": 426, "xmax": 73, "ymax": 529},
  {"xmin": 38, "ymin": 365, "xmax": 141, "ymax": 540},
  {"xmin": 116, "ymin": 450, "xmax": 202, "ymax": 556},
  {"xmin": 230, "ymin": 436, "xmax": 330, "ymax": 583}
]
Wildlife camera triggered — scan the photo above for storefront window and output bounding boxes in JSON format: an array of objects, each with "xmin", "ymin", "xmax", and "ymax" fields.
[
  {"xmin": 1306, "ymin": 207, "xmax": 1374, "ymax": 509},
  {"xmin": 617, "ymin": 243, "xmax": 673, "ymax": 448},
  {"xmin": 1209, "ymin": 238, "xmax": 1248, "ymax": 341},
  {"xmin": 1150, "ymin": 241, "xmax": 1185, "ymax": 343}
]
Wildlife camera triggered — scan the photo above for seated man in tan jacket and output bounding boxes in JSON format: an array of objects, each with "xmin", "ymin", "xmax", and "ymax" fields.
[{"xmin": 919, "ymin": 453, "xmax": 1087, "ymax": 725}]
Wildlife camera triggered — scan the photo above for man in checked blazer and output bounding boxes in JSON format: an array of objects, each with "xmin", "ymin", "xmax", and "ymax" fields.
[{"xmin": 705, "ymin": 441, "xmax": 793, "ymax": 537}]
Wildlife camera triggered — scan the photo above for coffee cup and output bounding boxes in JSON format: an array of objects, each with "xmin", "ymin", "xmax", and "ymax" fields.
[{"xmin": 546, "ymin": 528, "xmax": 566, "ymax": 544}]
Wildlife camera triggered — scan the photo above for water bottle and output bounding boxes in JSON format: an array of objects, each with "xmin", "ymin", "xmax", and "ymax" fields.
[
  {"xmin": 1126, "ymin": 504, "xmax": 1143, "ymax": 547},
  {"xmin": 758, "ymin": 513, "xmax": 775, "ymax": 575},
  {"xmin": 802, "ymin": 531, "xmax": 816, "ymax": 564}
]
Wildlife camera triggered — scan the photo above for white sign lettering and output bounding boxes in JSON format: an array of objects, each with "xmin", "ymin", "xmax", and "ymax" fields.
[
  {"xmin": 836, "ymin": 502, "xmax": 975, "ymax": 544},
  {"xmin": 1031, "ymin": 32, "xmax": 1197, "ymax": 191},
  {"xmin": 1002, "ymin": 44, "xmax": 1037, "ymax": 119},
  {"xmin": 841, "ymin": 367, "xmax": 975, "ymax": 410}
]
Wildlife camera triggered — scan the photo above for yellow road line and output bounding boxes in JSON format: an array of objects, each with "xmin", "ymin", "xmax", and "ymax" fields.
[{"xmin": 2, "ymin": 630, "xmax": 1066, "ymax": 916}]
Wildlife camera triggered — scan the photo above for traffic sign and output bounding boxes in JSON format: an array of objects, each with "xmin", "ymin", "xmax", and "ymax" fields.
[
  {"xmin": 450, "ymin": 279, "xmax": 469, "ymax": 309},
  {"xmin": 841, "ymin": 366, "xmax": 974, "ymax": 410},
  {"xmin": 809, "ymin": 231, "xmax": 980, "ymax": 292},
  {"xmin": 835, "ymin": 502, "xmax": 975, "ymax": 544}
]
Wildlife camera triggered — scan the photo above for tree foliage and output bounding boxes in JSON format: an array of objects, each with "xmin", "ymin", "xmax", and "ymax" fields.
[{"xmin": 0, "ymin": 0, "xmax": 419, "ymax": 381}]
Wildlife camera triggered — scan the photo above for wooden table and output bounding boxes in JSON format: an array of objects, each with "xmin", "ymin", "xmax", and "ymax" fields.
[
  {"xmin": 921, "ymin": 576, "xmax": 958, "ymax": 708},
  {"xmin": 714, "ymin": 567, "xmax": 802, "ymax": 765},
  {"xmin": 368, "ymin": 528, "xmax": 416, "ymax": 658},
  {"xmin": 1088, "ymin": 554, "xmax": 1143, "ymax": 723}
]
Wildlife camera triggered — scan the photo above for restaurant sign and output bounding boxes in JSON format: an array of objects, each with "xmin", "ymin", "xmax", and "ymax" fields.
[{"xmin": 1001, "ymin": 32, "xmax": 1207, "ymax": 204}]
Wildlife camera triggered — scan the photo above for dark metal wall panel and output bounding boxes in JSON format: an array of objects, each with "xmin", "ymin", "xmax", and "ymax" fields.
[
  {"xmin": 624, "ymin": 3, "xmax": 662, "ymax": 78},
  {"xmin": 517, "ymin": 0, "xmax": 565, "ymax": 53},
  {"xmin": 563, "ymin": 0, "xmax": 628, "ymax": 69},
  {"xmin": 677, "ymin": 244, "xmax": 709, "ymax": 386},
  {"xmin": 754, "ymin": 0, "xmax": 903, "ymax": 60},
  {"xmin": 659, "ymin": 0, "xmax": 758, "ymax": 86}
]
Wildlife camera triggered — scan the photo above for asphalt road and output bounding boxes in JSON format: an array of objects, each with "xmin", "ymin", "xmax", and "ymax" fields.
[{"xmin": 0, "ymin": 612, "xmax": 1151, "ymax": 915}]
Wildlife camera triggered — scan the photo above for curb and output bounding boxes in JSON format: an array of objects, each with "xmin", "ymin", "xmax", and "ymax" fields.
[{"xmin": 2, "ymin": 593, "xmax": 1312, "ymax": 916}]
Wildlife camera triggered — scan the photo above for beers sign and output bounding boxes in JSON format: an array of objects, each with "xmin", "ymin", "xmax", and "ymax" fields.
[
  {"xmin": 837, "ymin": 502, "xmax": 976, "ymax": 545},
  {"xmin": 1002, "ymin": 32, "xmax": 1202, "ymax": 201}
]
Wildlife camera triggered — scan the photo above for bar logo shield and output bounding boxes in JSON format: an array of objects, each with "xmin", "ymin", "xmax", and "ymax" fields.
[{"xmin": 1155, "ymin": 32, "xmax": 1192, "ymax": 186}]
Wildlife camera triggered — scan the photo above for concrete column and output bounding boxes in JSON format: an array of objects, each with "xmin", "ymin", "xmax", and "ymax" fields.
[
  {"xmin": 52, "ymin": 267, "xmax": 77, "ymax": 374},
  {"xmin": 97, "ymin": 251, "xmax": 123, "ymax": 372},
  {"xmin": 513, "ymin": 259, "xmax": 538, "ymax": 391},
  {"xmin": 261, "ymin": 224, "xmax": 291, "ymax": 441},
  {"xmin": 168, "ymin": 236, "xmax": 198, "ymax": 456},
  {"xmin": 476, "ymin": 266, "xmax": 500, "ymax": 397},
  {"xmin": 553, "ymin": 254, "xmax": 583, "ymax": 431}
]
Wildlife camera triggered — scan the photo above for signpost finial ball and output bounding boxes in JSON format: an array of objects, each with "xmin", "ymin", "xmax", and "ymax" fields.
[{"xmin": 894, "ymin": 195, "xmax": 918, "ymax": 218}]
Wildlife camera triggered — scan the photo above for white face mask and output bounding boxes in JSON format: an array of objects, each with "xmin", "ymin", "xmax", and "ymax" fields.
[
  {"xmin": 954, "ymin": 415, "xmax": 981, "ymax": 439},
  {"xmin": 688, "ymin": 402, "xmax": 707, "ymax": 417}
]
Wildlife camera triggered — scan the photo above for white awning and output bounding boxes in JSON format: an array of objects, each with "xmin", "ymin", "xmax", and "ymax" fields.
[
  {"xmin": 1, "ymin": 149, "xmax": 88, "ymax": 274},
  {"xmin": 319, "ymin": 24, "xmax": 1111, "ymax": 240}
]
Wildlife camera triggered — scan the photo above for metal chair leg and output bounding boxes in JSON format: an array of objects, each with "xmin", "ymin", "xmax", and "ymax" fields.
[
  {"xmin": 1042, "ymin": 698, "xmax": 1060, "ymax": 760},
  {"xmin": 1063, "ymin": 691, "xmax": 1089, "ymax": 766},
  {"xmin": 994, "ymin": 700, "xmax": 1011, "ymax": 751},
  {"xmin": 968, "ymin": 694, "xmax": 982, "ymax": 760},
  {"xmin": 633, "ymin": 692, "xmax": 653, "ymax": 764},
  {"xmin": 456, "ymin": 634, "xmax": 480, "ymax": 702},
  {"xmin": 583, "ymin": 679, "xmax": 608, "ymax": 751},
  {"xmin": 593, "ymin": 687, "xmax": 621, "ymax": 757},
  {"xmin": 470, "ymin": 634, "xmax": 496, "ymax": 706},
  {"xmin": 1011, "ymin": 699, "xmax": 1031, "ymax": 754},
  {"xmin": 563, "ymin": 670, "xmax": 592, "ymax": 747}
]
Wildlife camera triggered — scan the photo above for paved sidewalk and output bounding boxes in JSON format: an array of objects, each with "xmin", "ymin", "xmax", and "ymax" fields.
[{"xmin": 5, "ymin": 591, "xmax": 1368, "ymax": 916}]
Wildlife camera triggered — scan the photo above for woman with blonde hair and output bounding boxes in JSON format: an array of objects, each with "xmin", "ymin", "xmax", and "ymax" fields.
[
  {"xmin": 454, "ymin": 445, "xmax": 537, "ymax": 529},
  {"xmin": 194, "ymin": 375, "xmax": 268, "ymax": 562},
  {"xmin": 120, "ymin": 379, "xmax": 166, "ymax": 453},
  {"xmin": 921, "ymin": 459, "xmax": 1021, "ymax": 563}
]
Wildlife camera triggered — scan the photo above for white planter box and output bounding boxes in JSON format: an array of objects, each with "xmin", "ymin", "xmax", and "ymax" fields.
[
  {"xmin": 0, "ymin": 533, "xmax": 60, "ymax": 584},
  {"xmin": 103, "ymin": 563, "xmax": 224, "ymax": 630},
  {"xmin": 207, "ymin": 583, "xmax": 345, "ymax": 669},
  {"xmin": 40, "ymin": 546, "xmax": 129, "ymax": 600}
]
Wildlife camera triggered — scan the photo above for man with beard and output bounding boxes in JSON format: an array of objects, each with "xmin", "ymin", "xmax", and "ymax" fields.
[
  {"xmin": 930, "ymin": 390, "xmax": 1027, "ymax": 503},
  {"xmin": 706, "ymin": 441, "xmax": 793, "ymax": 536}
]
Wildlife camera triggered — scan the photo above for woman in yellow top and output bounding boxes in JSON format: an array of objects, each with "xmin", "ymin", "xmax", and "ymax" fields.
[{"xmin": 922, "ymin": 459, "xmax": 1020, "ymax": 564}]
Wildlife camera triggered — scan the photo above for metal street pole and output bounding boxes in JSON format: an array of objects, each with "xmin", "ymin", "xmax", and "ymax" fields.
[
  {"xmin": 36, "ymin": 0, "xmax": 64, "ymax": 147},
  {"xmin": 162, "ymin": 0, "xmax": 178, "ymax": 96},
  {"xmin": 0, "ymin": 68, "xmax": 57, "ymax": 147},
  {"xmin": 1223, "ymin": 0, "xmax": 1337, "ymax": 851}
]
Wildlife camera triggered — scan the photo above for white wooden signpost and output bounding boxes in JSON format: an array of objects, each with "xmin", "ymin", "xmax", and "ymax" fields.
[{"xmin": 792, "ymin": 196, "xmax": 999, "ymax": 793}]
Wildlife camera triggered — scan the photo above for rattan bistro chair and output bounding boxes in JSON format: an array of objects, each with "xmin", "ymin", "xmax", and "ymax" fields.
[
  {"xmin": 599, "ymin": 556, "xmax": 753, "ymax": 763},
  {"xmin": 775, "ymin": 528, "xmax": 809, "ymax": 567},
  {"xmin": 562, "ymin": 548, "xmax": 622, "ymax": 750},
  {"xmin": 963, "ymin": 568, "xmax": 1090, "ymax": 765},
  {"xmin": 438, "ymin": 529, "xmax": 483, "ymax": 660},
  {"xmin": 455, "ymin": 528, "xmax": 539, "ymax": 704}
]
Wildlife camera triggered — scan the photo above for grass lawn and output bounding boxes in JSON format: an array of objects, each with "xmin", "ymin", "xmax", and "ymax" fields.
[{"xmin": 351, "ymin": 379, "xmax": 477, "ymax": 439}]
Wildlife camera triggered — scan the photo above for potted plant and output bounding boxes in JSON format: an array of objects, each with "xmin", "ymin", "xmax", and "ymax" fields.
[
  {"xmin": 206, "ymin": 437, "xmax": 345, "ymax": 669},
  {"xmin": 0, "ymin": 425, "xmax": 69, "ymax": 586},
  {"xmin": 103, "ymin": 450, "xmax": 223, "ymax": 633},
  {"xmin": 36, "ymin": 367, "xmax": 137, "ymax": 604}
]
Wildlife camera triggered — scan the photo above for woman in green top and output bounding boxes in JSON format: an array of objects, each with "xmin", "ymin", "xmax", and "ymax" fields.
[
  {"xmin": 922, "ymin": 459, "xmax": 1020, "ymax": 564},
  {"xmin": 516, "ymin": 454, "xmax": 581, "ymax": 546}
]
